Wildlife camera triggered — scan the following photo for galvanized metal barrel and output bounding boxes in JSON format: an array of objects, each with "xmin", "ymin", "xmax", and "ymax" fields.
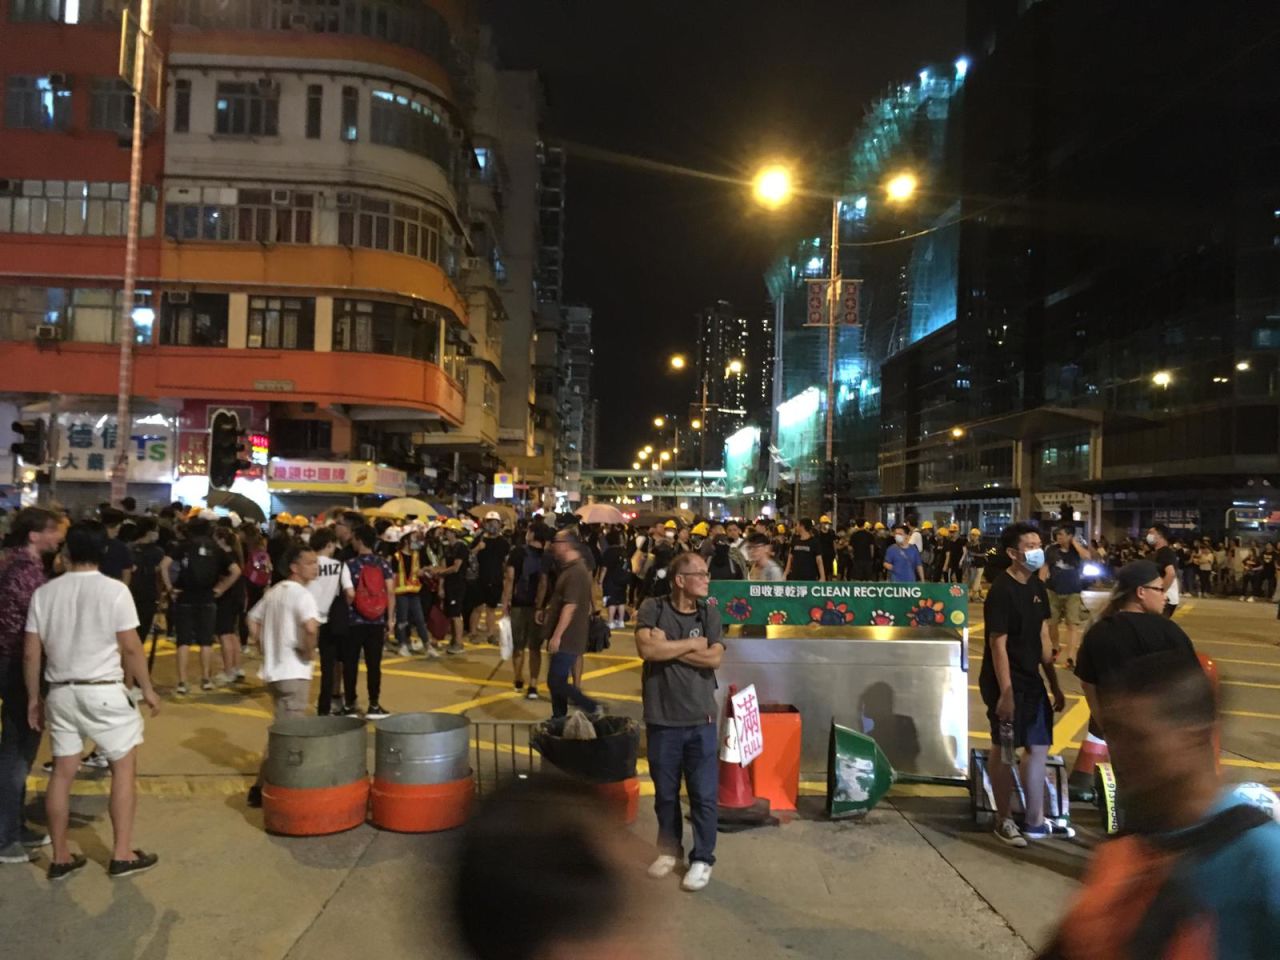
[
  {"xmin": 374, "ymin": 713, "xmax": 470, "ymax": 786},
  {"xmin": 265, "ymin": 715, "xmax": 367, "ymax": 790}
]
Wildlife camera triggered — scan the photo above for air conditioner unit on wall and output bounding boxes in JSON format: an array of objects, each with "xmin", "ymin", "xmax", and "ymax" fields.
[
  {"xmin": 335, "ymin": 191, "xmax": 355, "ymax": 208},
  {"xmin": 167, "ymin": 291, "xmax": 191, "ymax": 305},
  {"xmin": 36, "ymin": 325, "xmax": 63, "ymax": 342},
  {"xmin": 271, "ymin": 189, "xmax": 291, "ymax": 206}
]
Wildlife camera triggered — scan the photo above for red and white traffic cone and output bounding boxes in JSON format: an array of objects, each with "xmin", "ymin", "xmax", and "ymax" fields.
[
  {"xmin": 1068, "ymin": 728, "xmax": 1109, "ymax": 803},
  {"xmin": 717, "ymin": 685, "xmax": 771, "ymax": 825}
]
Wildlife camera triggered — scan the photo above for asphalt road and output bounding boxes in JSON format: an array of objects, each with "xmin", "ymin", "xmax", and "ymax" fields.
[{"xmin": 4, "ymin": 592, "xmax": 1278, "ymax": 959}]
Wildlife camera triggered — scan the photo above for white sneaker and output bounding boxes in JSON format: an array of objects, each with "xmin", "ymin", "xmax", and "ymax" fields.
[
  {"xmin": 681, "ymin": 861, "xmax": 713, "ymax": 892},
  {"xmin": 425, "ymin": 645, "xmax": 442, "ymax": 659},
  {"xmin": 398, "ymin": 644, "xmax": 411, "ymax": 657},
  {"xmin": 993, "ymin": 817, "xmax": 1028, "ymax": 848},
  {"xmin": 409, "ymin": 640, "xmax": 424, "ymax": 653},
  {"xmin": 647, "ymin": 854, "xmax": 679, "ymax": 879}
]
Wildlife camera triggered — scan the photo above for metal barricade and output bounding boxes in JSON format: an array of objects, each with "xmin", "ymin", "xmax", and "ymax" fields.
[{"xmin": 466, "ymin": 719, "xmax": 544, "ymax": 795}]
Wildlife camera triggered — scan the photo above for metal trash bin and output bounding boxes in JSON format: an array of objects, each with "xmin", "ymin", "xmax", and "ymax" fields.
[
  {"xmin": 371, "ymin": 713, "xmax": 473, "ymax": 832},
  {"xmin": 263, "ymin": 715, "xmax": 369, "ymax": 836}
]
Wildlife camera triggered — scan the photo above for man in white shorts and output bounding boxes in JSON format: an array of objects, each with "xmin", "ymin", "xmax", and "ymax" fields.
[{"xmin": 24, "ymin": 521, "xmax": 161, "ymax": 882}]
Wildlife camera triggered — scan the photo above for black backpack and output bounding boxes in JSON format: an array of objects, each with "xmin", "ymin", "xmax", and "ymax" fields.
[{"xmin": 179, "ymin": 539, "xmax": 222, "ymax": 593}]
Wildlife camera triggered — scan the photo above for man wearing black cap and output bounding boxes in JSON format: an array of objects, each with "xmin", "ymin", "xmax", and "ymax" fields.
[{"xmin": 1074, "ymin": 559, "xmax": 1198, "ymax": 731}]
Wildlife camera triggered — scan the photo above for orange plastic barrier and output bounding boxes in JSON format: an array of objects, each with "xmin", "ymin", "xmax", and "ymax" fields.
[
  {"xmin": 751, "ymin": 706, "xmax": 802, "ymax": 812},
  {"xmin": 595, "ymin": 777, "xmax": 640, "ymax": 825},
  {"xmin": 370, "ymin": 775, "xmax": 474, "ymax": 833},
  {"xmin": 263, "ymin": 779, "xmax": 370, "ymax": 836}
]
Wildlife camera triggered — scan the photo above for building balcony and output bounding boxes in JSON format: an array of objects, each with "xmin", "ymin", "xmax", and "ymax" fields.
[{"xmin": 0, "ymin": 339, "xmax": 464, "ymax": 424}]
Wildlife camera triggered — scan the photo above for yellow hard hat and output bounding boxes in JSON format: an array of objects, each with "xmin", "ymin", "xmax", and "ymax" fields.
[
  {"xmin": 937, "ymin": 528, "xmax": 950, "ymax": 537},
  {"xmin": 862, "ymin": 521, "xmax": 872, "ymax": 529},
  {"xmin": 819, "ymin": 515, "xmax": 831, "ymax": 524},
  {"xmin": 664, "ymin": 520, "xmax": 678, "ymax": 529},
  {"xmin": 949, "ymin": 522, "xmax": 959, "ymax": 531},
  {"xmin": 445, "ymin": 518, "xmax": 464, "ymax": 531},
  {"xmin": 921, "ymin": 521, "xmax": 934, "ymax": 530},
  {"xmin": 275, "ymin": 512, "xmax": 292, "ymax": 524},
  {"xmin": 776, "ymin": 524, "xmax": 787, "ymax": 534},
  {"xmin": 874, "ymin": 522, "xmax": 886, "ymax": 530},
  {"xmin": 691, "ymin": 521, "xmax": 709, "ymax": 536},
  {"xmin": 292, "ymin": 515, "xmax": 310, "ymax": 527},
  {"xmin": 970, "ymin": 528, "xmax": 982, "ymax": 537}
]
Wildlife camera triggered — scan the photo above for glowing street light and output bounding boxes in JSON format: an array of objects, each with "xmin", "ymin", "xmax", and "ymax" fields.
[
  {"xmin": 668, "ymin": 353, "xmax": 687, "ymax": 371},
  {"xmin": 950, "ymin": 426, "xmax": 966, "ymax": 439},
  {"xmin": 632, "ymin": 461, "xmax": 641, "ymax": 470},
  {"xmin": 885, "ymin": 171, "xmax": 919, "ymax": 204},
  {"xmin": 638, "ymin": 449, "xmax": 649, "ymax": 461},
  {"xmin": 1236, "ymin": 360, "xmax": 1252, "ymax": 372},
  {"xmin": 690, "ymin": 418, "xmax": 703, "ymax": 431},
  {"xmin": 643, "ymin": 444, "xmax": 653, "ymax": 453},
  {"xmin": 653, "ymin": 416, "xmax": 666, "ymax": 428},
  {"xmin": 726, "ymin": 358, "xmax": 745, "ymax": 377},
  {"xmin": 1152, "ymin": 370, "xmax": 1172, "ymax": 387},
  {"xmin": 659, "ymin": 451, "xmax": 671, "ymax": 463},
  {"xmin": 752, "ymin": 164, "xmax": 794, "ymax": 210}
]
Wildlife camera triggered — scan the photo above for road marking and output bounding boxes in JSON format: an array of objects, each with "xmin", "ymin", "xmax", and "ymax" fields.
[
  {"xmin": 1221, "ymin": 679, "xmax": 1280, "ymax": 691},
  {"xmin": 1223, "ymin": 709, "xmax": 1280, "ymax": 721},
  {"xmin": 381, "ymin": 667, "xmax": 513, "ymax": 690},
  {"xmin": 1222, "ymin": 757, "xmax": 1280, "ymax": 772},
  {"xmin": 438, "ymin": 658, "xmax": 643, "ymax": 714},
  {"xmin": 1193, "ymin": 637, "xmax": 1280, "ymax": 650},
  {"xmin": 1052, "ymin": 697, "xmax": 1092, "ymax": 754},
  {"xmin": 180, "ymin": 700, "xmax": 273, "ymax": 720},
  {"xmin": 1206, "ymin": 656, "xmax": 1280, "ymax": 669}
]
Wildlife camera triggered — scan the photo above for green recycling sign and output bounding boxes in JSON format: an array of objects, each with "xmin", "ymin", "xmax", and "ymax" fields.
[{"xmin": 706, "ymin": 581, "xmax": 968, "ymax": 630}]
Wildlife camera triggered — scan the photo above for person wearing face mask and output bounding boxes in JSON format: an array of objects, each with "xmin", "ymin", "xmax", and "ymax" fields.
[
  {"xmin": 981, "ymin": 522, "xmax": 1071, "ymax": 847},
  {"xmin": 1145, "ymin": 524, "xmax": 1180, "ymax": 617},
  {"xmin": 883, "ymin": 524, "xmax": 924, "ymax": 583}
]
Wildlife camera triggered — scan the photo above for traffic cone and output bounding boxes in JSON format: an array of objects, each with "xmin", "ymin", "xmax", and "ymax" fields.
[
  {"xmin": 1068, "ymin": 728, "xmax": 1109, "ymax": 803},
  {"xmin": 717, "ymin": 685, "xmax": 772, "ymax": 826}
]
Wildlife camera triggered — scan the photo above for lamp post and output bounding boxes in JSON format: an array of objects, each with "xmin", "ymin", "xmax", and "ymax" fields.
[{"xmin": 752, "ymin": 163, "xmax": 916, "ymax": 519}]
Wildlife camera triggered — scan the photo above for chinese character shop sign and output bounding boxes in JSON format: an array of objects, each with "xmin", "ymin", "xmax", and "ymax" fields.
[
  {"xmin": 707, "ymin": 581, "xmax": 968, "ymax": 629},
  {"xmin": 54, "ymin": 413, "xmax": 173, "ymax": 483},
  {"xmin": 267, "ymin": 460, "xmax": 406, "ymax": 497},
  {"xmin": 730, "ymin": 684, "xmax": 764, "ymax": 767}
]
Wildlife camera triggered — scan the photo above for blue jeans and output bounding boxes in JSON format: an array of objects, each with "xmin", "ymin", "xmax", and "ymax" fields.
[
  {"xmin": 0, "ymin": 657, "xmax": 40, "ymax": 847},
  {"xmin": 395, "ymin": 593, "xmax": 429, "ymax": 647},
  {"xmin": 547, "ymin": 651, "xmax": 598, "ymax": 718},
  {"xmin": 647, "ymin": 723, "xmax": 719, "ymax": 866}
]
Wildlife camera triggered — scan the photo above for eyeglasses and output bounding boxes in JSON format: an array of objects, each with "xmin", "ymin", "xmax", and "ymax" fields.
[
  {"xmin": 1138, "ymin": 583, "xmax": 1167, "ymax": 593},
  {"xmin": 679, "ymin": 571, "xmax": 711, "ymax": 579}
]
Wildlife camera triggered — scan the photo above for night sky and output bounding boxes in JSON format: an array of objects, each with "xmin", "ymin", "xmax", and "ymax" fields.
[{"xmin": 486, "ymin": 1, "xmax": 965, "ymax": 466}]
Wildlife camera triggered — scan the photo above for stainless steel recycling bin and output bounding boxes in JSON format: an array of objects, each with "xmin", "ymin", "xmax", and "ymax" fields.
[
  {"xmin": 264, "ymin": 715, "xmax": 368, "ymax": 789},
  {"xmin": 374, "ymin": 713, "xmax": 471, "ymax": 785},
  {"xmin": 717, "ymin": 625, "xmax": 969, "ymax": 782}
]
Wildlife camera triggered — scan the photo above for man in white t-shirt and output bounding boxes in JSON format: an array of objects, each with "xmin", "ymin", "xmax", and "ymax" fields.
[
  {"xmin": 246, "ymin": 543, "xmax": 320, "ymax": 808},
  {"xmin": 23, "ymin": 522, "xmax": 161, "ymax": 882}
]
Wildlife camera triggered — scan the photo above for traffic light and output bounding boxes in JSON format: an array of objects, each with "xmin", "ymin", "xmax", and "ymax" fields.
[
  {"xmin": 11, "ymin": 419, "xmax": 48, "ymax": 465},
  {"xmin": 208, "ymin": 410, "xmax": 250, "ymax": 489},
  {"xmin": 838, "ymin": 461, "xmax": 852, "ymax": 498},
  {"xmin": 821, "ymin": 460, "xmax": 836, "ymax": 495}
]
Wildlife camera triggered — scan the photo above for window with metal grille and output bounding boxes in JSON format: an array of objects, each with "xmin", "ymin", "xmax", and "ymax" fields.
[{"xmin": 305, "ymin": 84, "xmax": 323, "ymax": 139}]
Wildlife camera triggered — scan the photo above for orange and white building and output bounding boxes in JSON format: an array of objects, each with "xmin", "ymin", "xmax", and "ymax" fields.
[{"xmin": 0, "ymin": 0, "xmax": 539, "ymax": 512}]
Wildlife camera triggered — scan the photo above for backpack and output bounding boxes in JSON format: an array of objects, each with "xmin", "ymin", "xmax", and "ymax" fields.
[
  {"xmin": 587, "ymin": 613, "xmax": 612, "ymax": 652},
  {"xmin": 1040, "ymin": 804, "xmax": 1272, "ymax": 960},
  {"xmin": 352, "ymin": 558, "xmax": 389, "ymax": 620},
  {"xmin": 179, "ymin": 540, "xmax": 222, "ymax": 592},
  {"xmin": 512, "ymin": 549, "xmax": 543, "ymax": 607},
  {"xmin": 245, "ymin": 548, "xmax": 271, "ymax": 588}
]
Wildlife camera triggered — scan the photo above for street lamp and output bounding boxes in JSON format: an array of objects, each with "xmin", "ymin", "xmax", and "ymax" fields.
[
  {"xmin": 885, "ymin": 172, "xmax": 919, "ymax": 204},
  {"xmin": 669, "ymin": 354, "xmax": 687, "ymax": 371},
  {"xmin": 653, "ymin": 416, "xmax": 666, "ymax": 429},
  {"xmin": 632, "ymin": 461, "xmax": 641, "ymax": 470},
  {"xmin": 1152, "ymin": 371, "xmax": 1172, "ymax": 388},
  {"xmin": 950, "ymin": 426, "xmax": 966, "ymax": 439},
  {"xmin": 644, "ymin": 444, "xmax": 653, "ymax": 453},
  {"xmin": 726, "ymin": 358, "xmax": 744, "ymax": 377},
  {"xmin": 690, "ymin": 418, "xmax": 702, "ymax": 431},
  {"xmin": 752, "ymin": 164, "xmax": 794, "ymax": 210},
  {"xmin": 659, "ymin": 451, "xmax": 671, "ymax": 463},
  {"xmin": 638, "ymin": 449, "xmax": 649, "ymax": 461}
]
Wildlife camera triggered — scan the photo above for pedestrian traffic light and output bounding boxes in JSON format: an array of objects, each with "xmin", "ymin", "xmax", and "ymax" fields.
[
  {"xmin": 10, "ymin": 419, "xmax": 48, "ymax": 465},
  {"xmin": 208, "ymin": 410, "xmax": 250, "ymax": 489}
]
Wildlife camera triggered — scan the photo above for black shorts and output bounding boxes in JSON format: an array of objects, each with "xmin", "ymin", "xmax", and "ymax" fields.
[
  {"xmin": 174, "ymin": 602, "xmax": 217, "ymax": 647},
  {"xmin": 443, "ymin": 593, "xmax": 463, "ymax": 618},
  {"xmin": 481, "ymin": 580, "xmax": 504, "ymax": 608},
  {"xmin": 215, "ymin": 596, "xmax": 242, "ymax": 635}
]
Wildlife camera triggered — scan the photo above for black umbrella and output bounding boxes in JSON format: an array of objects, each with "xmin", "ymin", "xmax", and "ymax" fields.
[{"xmin": 205, "ymin": 489, "xmax": 266, "ymax": 523}]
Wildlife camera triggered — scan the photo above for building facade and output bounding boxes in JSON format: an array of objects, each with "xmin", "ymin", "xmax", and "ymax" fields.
[
  {"xmin": 0, "ymin": 0, "xmax": 570, "ymax": 513},
  {"xmin": 694, "ymin": 299, "xmax": 750, "ymax": 471}
]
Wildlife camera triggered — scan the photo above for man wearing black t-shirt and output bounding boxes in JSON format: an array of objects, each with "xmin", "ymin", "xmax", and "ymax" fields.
[
  {"xmin": 849, "ymin": 521, "xmax": 876, "ymax": 580},
  {"xmin": 1146, "ymin": 523, "xmax": 1181, "ymax": 618},
  {"xmin": 980, "ymin": 521, "xmax": 1070, "ymax": 847},
  {"xmin": 433, "ymin": 523, "xmax": 470, "ymax": 654},
  {"xmin": 783, "ymin": 519, "xmax": 825, "ymax": 581},
  {"xmin": 472, "ymin": 513, "xmax": 510, "ymax": 645}
]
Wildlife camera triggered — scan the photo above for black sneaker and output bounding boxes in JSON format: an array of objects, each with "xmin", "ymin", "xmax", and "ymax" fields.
[
  {"xmin": 515, "ymin": 679, "xmax": 525, "ymax": 692},
  {"xmin": 341, "ymin": 704, "xmax": 361, "ymax": 718},
  {"xmin": 365, "ymin": 704, "xmax": 391, "ymax": 720},
  {"xmin": 47, "ymin": 854, "xmax": 88, "ymax": 882},
  {"xmin": 525, "ymin": 686, "xmax": 539, "ymax": 701},
  {"xmin": 246, "ymin": 784, "xmax": 263, "ymax": 808},
  {"xmin": 108, "ymin": 850, "xmax": 159, "ymax": 878}
]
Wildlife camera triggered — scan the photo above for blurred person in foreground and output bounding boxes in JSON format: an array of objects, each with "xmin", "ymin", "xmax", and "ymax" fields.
[
  {"xmin": 453, "ymin": 775, "xmax": 664, "ymax": 960},
  {"xmin": 1041, "ymin": 652, "xmax": 1280, "ymax": 959}
]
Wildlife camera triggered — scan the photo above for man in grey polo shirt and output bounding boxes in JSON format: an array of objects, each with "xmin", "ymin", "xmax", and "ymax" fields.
[{"xmin": 635, "ymin": 550, "xmax": 725, "ymax": 892}]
